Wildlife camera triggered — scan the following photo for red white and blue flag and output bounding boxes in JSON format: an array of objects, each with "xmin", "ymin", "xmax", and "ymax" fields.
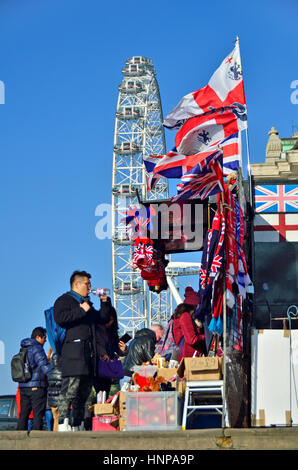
[
  {"xmin": 171, "ymin": 148, "xmax": 223, "ymax": 201},
  {"xmin": 144, "ymin": 130, "xmax": 240, "ymax": 188},
  {"xmin": 254, "ymin": 184, "xmax": 298, "ymax": 213},
  {"xmin": 143, "ymin": 148, "xmax": 188, "ymax": 189},
  {"xmin": 174, "ymin": 109, "xmax": 239, "ymax": 156},
  {"xmin": 163, "ymin": 42, "xmax": 247, "ymax": 131},
  {"xmin": 219, "ymin": 132, "xmax": 240, "ymax": 175},
  {"xmin": 122, "ymin": 204, "xmax": 156, "ymax": 237}
]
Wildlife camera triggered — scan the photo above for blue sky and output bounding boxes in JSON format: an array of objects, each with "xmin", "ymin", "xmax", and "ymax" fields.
[{"xmin": 0, "ymin": 0, "xmax": 297, "ymax": 394}]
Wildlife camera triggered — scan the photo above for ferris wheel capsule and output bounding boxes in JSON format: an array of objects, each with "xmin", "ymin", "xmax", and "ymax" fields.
[
  {"xmin": 118, "ymin": 79, "xmax": 144, "ymax": 94},
  {"xmin": 112, "ymin": 229, "xmax": 131, "ymax": 245},
  {"xmin": 126, "ymin": 56, "xmax": 153, "ymax": 67},
  {"xmin": 122, "ymin": 63, "xmax": 146, "ymax": 77},
  {"xmin": 112, "ymin": 183, "xmax": 142, "ymax": 196},
  {"xmin": 114, "ymin": 280, "xmax": 143, "ymax": 295},
  {"xmin": 116, "ymin": 106, "xmax": 144, "ymax": 120},
  {"xmin": 113, "ymin": 141, "xmax": 141, "ymax": 155}
]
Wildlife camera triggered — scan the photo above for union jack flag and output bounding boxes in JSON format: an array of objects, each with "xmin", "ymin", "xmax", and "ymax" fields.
[
  {"xmin": 254, "ymin": 185, "xmax": 298, "ymax": 213},
  {"xmin": 143, "ymin": 148, "xmax": 190, "ymax": 189},
  {"xmin": 132, "ymin": 240, "xmax": 155, "ymax": 268},
  {"xmin": 122, "ymin": 204, "xmax": 156, "ymax": 238},
  {"xmin": 172, "ymin": 148, "xmax": 223, "ymax": 201},
  {"xmin": 145, "ymin": 132, "xmax": 239, "ymax": 190}
]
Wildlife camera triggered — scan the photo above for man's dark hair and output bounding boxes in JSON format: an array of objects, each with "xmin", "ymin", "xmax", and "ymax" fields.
[
  {"xmin": 31, "ymin": 327, "xmax": 47, "ymax": 339},
  {"xmin": 70, "ymin": 270, "xmax": 91, "ymax": 288}
]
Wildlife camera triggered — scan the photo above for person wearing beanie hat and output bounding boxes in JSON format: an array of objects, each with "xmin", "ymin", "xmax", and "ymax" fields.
[
  {"xmin": 184, "ymin": 286, "xmax": 199, "ymax": 306},
  {"xmin": 172, "ymin": 287, "xmax": 205, "ymax": 361}
]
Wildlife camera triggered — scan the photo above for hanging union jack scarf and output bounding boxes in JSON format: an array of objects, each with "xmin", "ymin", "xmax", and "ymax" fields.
[
  {"xmin": 195, "ymin": 208, "xmax": 226, "ymax": 325},
  {"xmin": 132, "ymin": 237, "xmax": 155, "ymax": 269},
  {"xmin": 163, "ymin": 41, "xmax": 247, "ymax": 131},
  {"xmin": 235, "ymin": 198, "xmax": 251, "ymax": 298},
  {"xmin": 171, "ymin": 148, "xmax": 223, "ymax": 202}
]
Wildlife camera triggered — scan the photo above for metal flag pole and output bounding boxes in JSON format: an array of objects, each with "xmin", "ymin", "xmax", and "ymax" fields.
[
  {"xmin": 220, "ymin": 190, "xmax": 227, "ymax": 429},
  {"xmin": 236, "ymin": 35, "xmax": 253, "ymax": 206},
  {"xmin": 222, "ymin": 257, "xmax": 227, "ymax": 428}
]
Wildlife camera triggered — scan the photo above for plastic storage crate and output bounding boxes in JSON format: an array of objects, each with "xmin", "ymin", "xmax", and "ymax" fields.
[{"xmin": 125, "ymin": 391, "xmax": 181, "ymax": 431}]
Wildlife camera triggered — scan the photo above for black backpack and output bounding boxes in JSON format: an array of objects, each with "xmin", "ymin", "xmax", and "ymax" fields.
[{"xmin": 11, "ymin": 347, "xmax": 32, "ymax": 383}]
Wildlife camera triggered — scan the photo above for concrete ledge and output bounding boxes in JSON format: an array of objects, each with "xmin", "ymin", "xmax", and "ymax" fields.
[
  {"xmin": 226, "ymin": 427, "xmax": 298, "ymax": 450},
  {"xmin": 1, "ymin": 427, "xmax": 298, "ymax": 450}
]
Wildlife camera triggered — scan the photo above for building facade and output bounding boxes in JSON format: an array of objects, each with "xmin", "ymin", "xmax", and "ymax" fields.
[{"xmin": 251, "ymin": 127, "xmax": 298, "ymax": 329}]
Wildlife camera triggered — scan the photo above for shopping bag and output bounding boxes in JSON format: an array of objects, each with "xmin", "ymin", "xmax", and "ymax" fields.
[{"xmin": 98, "ymin": 359, "xmax": 124, "ymax": 379}]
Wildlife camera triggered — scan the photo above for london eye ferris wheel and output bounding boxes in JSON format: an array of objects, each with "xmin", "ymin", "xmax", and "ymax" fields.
[{"xmin": 111, "ymin": 56, "xmax": 173, "ymax": 335}]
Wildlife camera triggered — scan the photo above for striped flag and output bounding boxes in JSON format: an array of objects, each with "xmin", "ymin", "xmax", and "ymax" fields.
[
  {"xmin": 144, "ymin": 131, "xmax": 239, "ymax": 189},
  {"xmin": 163, "ymin": 41, "xmax": 247, "ymax": 131},
  {"xmin": 171, "ymin": 148, "xmax": 223, "ymax": 201},
  {"xmin": 174, "ymin": 109, "xmax": 239, "ymax": 156},
  {"xmin": 220, "ymin": 132, "xmax": 240, "ymax": 175},
  {"xmin": 143, "ymin": 149, "xmax": 187, "ymax": 189}
]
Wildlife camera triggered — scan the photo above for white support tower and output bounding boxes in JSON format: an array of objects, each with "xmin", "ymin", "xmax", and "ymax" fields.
[
  {"xmin": 112, "ymin": 56, "xmax": 171, "ymax": 335},
  {"xmin": 166, "ymin": 262, "xmax": 201, "ymax": 305}
]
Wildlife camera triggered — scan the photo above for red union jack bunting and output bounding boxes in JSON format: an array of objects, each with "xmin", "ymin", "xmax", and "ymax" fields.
[
  {"xmin": 254, "ymin": 213, "xmax": 298, "ymax": 242},
  {"xmin": 254, "ymin": 184, "xmax": 298, "ymax": 213}
]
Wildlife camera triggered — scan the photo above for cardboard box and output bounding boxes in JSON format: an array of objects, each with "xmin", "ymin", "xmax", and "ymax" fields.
[
  {"xmin": 175, "ymin": 378, "xmax": 186, "ymax": 398},
  {"xmin": 119, "ymin": 392, "xmax": 126, "ymax": 414},
  {"xmin": 177, "ymin": 357, "xmax": 222, "ymax": 381},
  {"xmin": 157, "ymin": 368, "xmax": 178, "ymax": 382},
  {"xmin": 119, "ymin": 393, "xmax": 127, "ymax": 431},
  {"xmin": 91, "ymin": 402, "xmax": 118, "ymax": 416},
  {"xmin": 119, "ymin": 417, "xmax": 126, "ymax": 431}
]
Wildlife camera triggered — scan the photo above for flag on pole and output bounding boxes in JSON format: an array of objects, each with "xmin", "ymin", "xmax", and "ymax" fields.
[
  {"xmin": 174, "ymin": 108, "xmax": 239, "ymax": 156},
  {"xmin": 144, "ymin": 130, "xmax": 239, "ymax": 189},
  {"xmin": 219, "ymin": 132, "xmax": 240, "ymax": 175},
  {"xmin": 143, "ymin": 148, "xmax": 187, "ymax": 189},
  {"xmin": 171, "ymin": 148, "xmax": 223, "ymax": 201},
  {"xmin": 163, "ymin": 41, "xmax": 247, "ymax": 131}
]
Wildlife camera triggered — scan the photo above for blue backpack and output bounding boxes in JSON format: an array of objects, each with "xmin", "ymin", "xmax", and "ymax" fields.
[{"xmin": 44, "ymin": 292, "xmax": 83, "ymax": 355}]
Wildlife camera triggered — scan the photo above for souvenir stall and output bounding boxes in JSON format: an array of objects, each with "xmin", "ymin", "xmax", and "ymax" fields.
[
  {"xmin": 90, "ymin": 168, "xmax": 253, "ymax": 431},
  {"xmin": 90, "ymin": 38, "xmax": 255, "ymax": 431}
]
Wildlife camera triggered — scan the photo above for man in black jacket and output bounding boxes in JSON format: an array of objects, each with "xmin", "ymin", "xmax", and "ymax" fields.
[
  {"xmin": 54, "ymin": 270, "xmax": 111, "ymax": 431},
  {"xmin": 122, "ymin": 328, "xmax": 156, "ymax": 377}
]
